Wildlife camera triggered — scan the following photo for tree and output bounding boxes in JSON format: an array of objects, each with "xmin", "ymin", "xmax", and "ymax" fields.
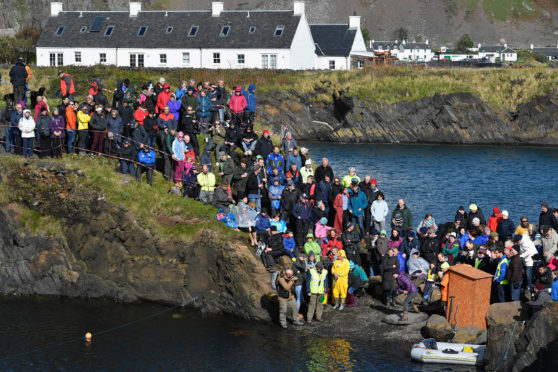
[
  {"xmin": 392, "ymin": 27, "xmax": 409, "ymax": 42},
  {"xmin": 362, "ymin": 27, "xmax": 371, "ymax": 44},
  {"xmin": 456, "ymin": 34, "xmax": 473, "ymax": 52}
]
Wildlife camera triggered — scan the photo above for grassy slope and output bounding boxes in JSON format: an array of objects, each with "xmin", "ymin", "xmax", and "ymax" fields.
[
  {"xmin": 0, "ymin": 155, "xmax": 242, "ymax": 243},
  {"xmin": 1, "ymin": 65, "xmax": 557, "ymax": 113}
]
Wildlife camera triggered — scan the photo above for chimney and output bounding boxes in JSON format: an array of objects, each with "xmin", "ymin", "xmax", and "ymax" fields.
[
  {"xmin": 530, "ymin": 44, "xmax": 534, "ymax": 49},
  {"xmin": 478, "ymin": 43, "xmax": 481, "ymax": 49},
  {"xmin": 504, "ymin": 42, "xmax": 507, "ymax": 48},
  {"xmin": 51, "ymin": 2, "xmax": 63, "ymax": 17},
  {"xmin": 293, "ymin": 1, "xmax": 305, "ymax": 16},
  {"xmin": 426, "ymin": 39, "xmax": 429, "ymax": 45},
  {"xmin": 369, "ymin": 40, "xmax": 372, "ymax": 49},
  {"xmin": 349, "ymin": 15, "xmax": 361, "ymax": 29},
  {"xmin": 130, "ymin": 2, "xmax": 141, "ymax": 17},
  {"xmin": 212, "ymin": 1, "xmax": 224, "ymax": 17}
]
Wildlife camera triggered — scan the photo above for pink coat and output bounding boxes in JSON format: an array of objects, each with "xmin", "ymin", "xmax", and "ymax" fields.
[{"xmin": 314, "ymin": 222, "xmax": 332, "ymax": 240}]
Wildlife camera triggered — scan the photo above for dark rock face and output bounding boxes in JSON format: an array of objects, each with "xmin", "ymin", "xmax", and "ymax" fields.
[
  {"xmin": 0, "ymin": 162, "xmax": 270, "ymax": 320},
  {"xmin": 258, "ymin": 90, "xmax": 558, "ymax": 145}
]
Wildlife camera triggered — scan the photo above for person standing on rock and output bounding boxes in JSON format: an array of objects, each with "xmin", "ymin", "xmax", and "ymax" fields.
[
  {"xmin": 306, "ymin": 261, "xmax": 328, "ymax": 323},
  {"xmin": 391, "ymin": 199, "xmax": 413, "ymax": 236},
  {"xmin": 383, "ymin": 247, "xmax": 400, "ymax": 307},
  {"xmin": 493, "ymin": 247, "xmax": 509, "ymax": 303},
  {"xmin": 394, "ymin": 272, "xmax": 419, "ymax": 321},
  {"xmin": 314, "ymin": 157, "xmax": 334, "ymax": 184},
  {"xmin": 332, "ymin": 249, "xmax": 350, "ymax": 311},
  {"xmin": 277, "ymin": 268, "xmax": 303, "ymax": 329}
]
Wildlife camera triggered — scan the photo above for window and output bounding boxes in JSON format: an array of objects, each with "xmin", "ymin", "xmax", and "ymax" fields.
[
  {"xmin": 213, "ymin": 53, "xmax": 221, "ymax": 64},
  {"xmin": 188, "ymin": 26, "xmax": 199, "ymax": 37},
  {"xmin": 57, "ymin": 53, "xmax": 64, "ymax": 66},
  {"xmin": 261, "ymin": 54, "xmax": 277, "ymax": 69},
  {"xmin": 138, "ymin": 54, "xmax": 144, "ymax": 67},
  {"xmin": 249, "ymin": 26, "xmax": 256, "ymax": 33},
  {"xmin": 75, "ymin": 51, "xmax": 81, "ymax": 63},
  {"xmin": 237, "ymin": 54, "xmax": 245, "ymax": 64},
  {"xmin": 274, "ymin": 25, "xmax": 284, "ymax": 37},
  {"xmin": 130, "ymin": 54, "xmax": 136, "ymax": 67},
  {"xmin": 104, "ymin": 26, "xmax": 114, "ymax": 36},
  {"xmin": 49, "ymin": 53, "xmax": 56, "ymax": 66},
  {"xmin": 329, "ymin": 60, "xmax": 335, "ymax": 70},
  {"xmin": 220, "ymin": 25, "xmax": 230, "ymax": 37},
  {"xmin": 130, "ymin": 54, "xmax": 144, "ymax": 67},
  {"xmin": 100, "ymin": 53, "xmax": 106, "ymax": 63},
  {"xmin": 138, "ymin": 26, "xmax": 147, "ymax": 36},
  {"xmin": 80, "ymin": 26, "xmax": 87, "ymax": 33},
  {"xmin": 357, "ymin": 60, "xmax": 363, "ymax": 69},
  {"xmin": 55, "ymin": 26, "xmax": 65, "ymax": 36},
  {"xmin": 160, "ymin": 54, "xmax": 167, "ymax": 64},
  {"xmin": 182, "ymin": 52, "xmax": 190, "ymax": 65},
  {"xmin": 166, "ymin": 26, "xmax": 173, "ymax": 33}
]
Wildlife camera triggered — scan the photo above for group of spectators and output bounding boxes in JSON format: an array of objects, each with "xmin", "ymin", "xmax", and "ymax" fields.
[{"xmin": 2, "ymin": 62, "xmax": 558, "ymax": 330}]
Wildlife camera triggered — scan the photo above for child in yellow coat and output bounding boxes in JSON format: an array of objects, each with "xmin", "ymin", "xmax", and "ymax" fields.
[{"xmin": 332, "ymin": 250, "xmax": 350, "ymax": 311}]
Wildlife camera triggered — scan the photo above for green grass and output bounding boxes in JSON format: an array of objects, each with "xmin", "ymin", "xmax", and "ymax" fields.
[{"xmin": 482, "ymin": 0, "xmax": 536, "ymax": 21}]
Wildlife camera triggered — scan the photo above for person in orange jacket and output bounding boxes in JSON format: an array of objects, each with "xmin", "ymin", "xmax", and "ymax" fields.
[
  {"xmin": 65, "ymin": 102, "xmax": 77, "ymax": 154},
  {"xmin": 58, "ymin": 71, "xmax": 75, "ymax": 100}
]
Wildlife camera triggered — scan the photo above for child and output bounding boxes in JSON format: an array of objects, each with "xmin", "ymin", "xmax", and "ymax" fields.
[
  {"xmin": 183, "ymin": 155, "xmax": 193, "ymax": 179},
  {"xmin": 270, "ymin": 212, "xmax": 287, "ymax": 233},
  {"xmin": 314, "ymin": 217, "xmax": 332, "ymax": 245},
  {"xmin": 321, "ymin": 229, "xmax": 343, "ymax": 260},
  {"xmin": 282, "ymin": 230, "xmax": 297, "ymax": 259}
]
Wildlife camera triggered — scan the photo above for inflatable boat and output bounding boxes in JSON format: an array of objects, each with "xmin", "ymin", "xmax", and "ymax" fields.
[{"xmin": 410, "ymin": 338, "xmax": 486, "ymax": 366}]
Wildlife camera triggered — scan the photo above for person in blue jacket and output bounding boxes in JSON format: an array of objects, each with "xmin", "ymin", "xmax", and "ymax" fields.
[
  {"xmin": 136, "ymin": 146, "xmax": 156, "ymax": 185},
  {"xmin": 266, "ymin": 146, "xmax": 285, "ymax": 174},
  {"xmin": 243, "ymin": 84, "xmax": 256, "ymax": 130},
  {"xmin": 348, "ymin": 180, "xmax": 368, "ymax": 239},
  {"xmin": 292, "ymin": 193, "xmax": 313, "ymax": 248},
  {"xmin": 196, "ymin": 89, "xmax": 211, "ymax": 133},
  {"xmin": 552, "ymin": 269, "xmax": 558, "ymax": 301},
  {"xmin": 268, "ymin": 178, "xmax": 286, "ymax": 215},
  {"xmin": 493, "ymin": 247, "xmax": 509, "ymax": 303},
  {"xmin": 255, "ymin": 208, "xmax": 271, "ymax": 236}
]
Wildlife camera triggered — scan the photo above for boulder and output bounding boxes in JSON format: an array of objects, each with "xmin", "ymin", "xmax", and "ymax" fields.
[
  {"xmin": 452, "ymin": 326, "xmax": 484, "ymax": 344},
  {"xmin": 395, "ymin": 293, "xmax": 422, "ymax": 305},
  {"xmin": 486, "ymin": 301, "xmax": 526, "ymax": 327},
  {"xmin": 485, "ymin": 323, "xmax": 524, "ymax": 372},
  {"xmin": 383, "ymin": 312, "xmax": 428, "ymax": 325},
  {"xmin": 425, "ymin": 314, "xmax": 454, "ymax": 341},
  {"xmin": 430, "ymin": 289, "xmax": 441, "ymax": 302}
]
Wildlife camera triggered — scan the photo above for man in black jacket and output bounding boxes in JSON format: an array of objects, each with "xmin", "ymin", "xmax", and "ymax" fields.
[
  {"xmin": 246, "ymin": 165, "xmax": 263, "ymax": 212},
  {"xmin": 281, "ymin": 181, "xmax": 300, "ymax": 223},
  {"xmin": 255, "ymin": 130, "xmax": 274, "ymax": 160},
  {"xmin": 539, "ymin": 202, "xmax": 558, "ymax": 232},
  {"xmin": 422, "ymin": 228, "xmax": 440, "ymax": 264},
  {"xmin": 343, "ymin": 223, "xmax": 362, "ymax": 265},
  {"xmin": 224, "ymin": 121, "xmax": 241, "ymax": 155},
  {"xmin": 119, "ymin": 139, "xmax": 135, "ymax": 176},
  {"xmin": 9, "ymin": 58, "xmax": 27, "ymax": 103},
  {"xmin": 314, "ymin": 158, "xmax": 334, "ymax": 183},
  {"xmin": 180, "ymin": 106, "xmax": 200, "ymax": 156},
  {"xmin": 261, "ymin": 226, "xmax": 285, "ymax": 271},
  {"xmin": 118, "ymin": 99, "xmax": 134, "ymax": 137}
]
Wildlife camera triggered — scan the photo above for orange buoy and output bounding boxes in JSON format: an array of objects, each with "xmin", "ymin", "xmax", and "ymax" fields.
[{"xmin": 85, "ymin": 332, "xmax": 92, "ymax": 342}]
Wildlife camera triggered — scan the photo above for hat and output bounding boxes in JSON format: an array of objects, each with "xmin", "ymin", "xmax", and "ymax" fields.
[
  {"xmin": 458, "ymin": 206, "xmax": 465, "ymax": 211},
  {"xmin": 469, "ymin": 204, "xmax": 478, "ymax": 211},
  {"xmin": 449, "ymin": 232, "xmax": 457, "ymax": 238},
  {"xmin": 301, "ymin": 193, "xmax": 308, "ymax": 199},
  {"xmin": 316, "ymin": 262, "xmax": 324, "ymax": 269},
  {"xmin": 371, "ymin": 178, "xmax": 377, "ymax": 185},
  {"xmin": 159, "ymin": 77, "xmax": 166, "ymax": 84},
  {"xmin": 472, "ymin": 217, "xmax": 480, "ymax": 225},
  {"xmin": 542, "ymin": 201, "xmax": 550, "ymax": 208},
  {"xmin": 380, "ymin": 229, "xmax": 387, "ymax": 235},
  {"xmin": 427, "ymin": 228, "xmax": 436, "ymax": 235},
  {"xmin": 177, "ymin": 131, "xmax": 184, "ymax": 137},
  {"xmin": 261, "ymin": 207, "xmax": 268, "ymax": 214},
  {"xmin": 484, "ymin": 227, "xmax": 491, "ymax": 235},
  {"xmin": 371, "ymin": 228, "xmax": 380, "ymax": 235},
  {"xmin": 513, "ymin": 234, "xmax": 523, "ymax": 242},
  {"xmin": 410, "ymin": 249, "xmax": 420, "ymax": 256},
  {"xmin": 455, "ymin": 215, "xmax": 463, "ymax": 222},
  {"xmin": 305, "ymin": 159, "xmax": 312, "ymax": 165},
  {"xmin": 349, "ymin": 261, "xmax": 355, "ymax": 270},
  {"xmin": 58, "ymin": 70, "xmax": 64, "ymax": 75},
  {"xmin": 349, "ymin": 167, "xmax": 356, "ymax": 172},
  {"xmin": 419, "ymin": 227, "xmax": 428, "ymax": 234},
  {"xmin": 234, "ymin": 87, "xmax": 242, "ymax": 92},
  {"xmin": 263, "ymin": 130, "xmax": 269, "ymax": 135},
  {"xmin": 306, "ymin": 233, "xmax": 314, "ymax": 239},
  {"xmin": 338, "ymin": 250, "xmax": 347, "ymax": 258},
  {"xmin": 441, "ymin": 262, "xmax": 450, "ymax": 269},
  {"xmin": 270, "ymin": 225, "xmax": 278, "ymax": 232},
  {"xmin": 218, "ymin": 151, "xmax": 226, "ymax": 159},
  {"xmin": 299, "ymin": 253, "xmax": 307, "ymax": 259},
  {"xmin": 407, "ymin": 231, "xmax": 416, "ymax": 238},
  {"xmin": 502, "ymin": 210, "xmax": 509, "ymax": 217},
  {"xmin": 256, "ymin": 155, "xmax": 263, "ymax": 160},
  {"xmin": 535, "ymin": 283, "xmax": 544, "ymax": 291},
  {"xmin": 511, "ymin": 244, "xmax": 520, "ymax": 253},
  {"xmin": 320, "ymin": 217, "xmax": 328, "ymax": 225},
  {"xmin": 478, "ymin": 248, "xmax": 487, "ymax": 255},
  {"xmin": 490, "ymin": 232, "xmax": 499, "ymax": 238},
  {"xmin": 123, "ymin": 138, "xmax": 130, "ymax": 144},
  {"xmin": 346, "ymin": 222, "xmax": 354, "ymax": 229}
]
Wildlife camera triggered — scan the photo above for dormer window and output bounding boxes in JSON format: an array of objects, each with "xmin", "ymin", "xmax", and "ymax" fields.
[
  {"xmin": 80, "ymin": 26, "xmax": 87, "ymax": 33},
  {"xmin": 188, "ymin": 26, "xmax": 199, "ymax": 37},
  {"xmin": 249, "ymin": 26, "xmax": 256, "ymax": 33},
  {"xmin": 55, "ymin": 26, "xmax": 65, "ymax": 36},
  {"xmin": 166, "ymin": 26, "xmax": 173, "ymax": 33},
  {"xmin": 274, "ymin": 25, "xmax": 284, "ymax": 37},
  {"xmin": 104, "ymin": 26, "xmax": 114, "ymax": 36},
  {"xmin": 220, "ymin": 25, "xmax": 231, "ymax": 37},
  {"xmin": 138, "ymin": 26, "xmax": 147, "ymax": 36}
]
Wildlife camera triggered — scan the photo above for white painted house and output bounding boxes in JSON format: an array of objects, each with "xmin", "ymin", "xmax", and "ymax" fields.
[
  {"xmin": 36, "ymin": 1, "xmax": 317, "ymax": 70},
  {"xmin": 530, "ymin": 44, "xmax": 558, "ymax": 61},
  {"xmin": 477, "ymin": 44, "xmax": 517, "ymax": 62},
  {"xmin": 398, "ymin": 40, "xmax": 433, "ymax": 62},
  {"xmin": 370, "ymin": 40, "xmax": 400, "ymax": 59}
]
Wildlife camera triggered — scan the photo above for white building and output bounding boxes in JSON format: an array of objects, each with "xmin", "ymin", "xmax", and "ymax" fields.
[
  {"xmin": 310, "ymin": 17, "xmax": 372, "ymax": 70},
  {"xmin": 370, "ymin": 40, "xmax": 400, "ymax": 59},
  {"xmin": 36, "ymin": 1, "xmax": 317, "ymax": 70},
  {"xmin": 530, "ymin": 44, "xmax": 558, "ymax": 61},
  {"xmin": 398, "ymin": 40, "xmax": 433, "ymax": 62},
  {"xmin": 477, "ymin": 44, "xmax": 517, "ymax": 63}
]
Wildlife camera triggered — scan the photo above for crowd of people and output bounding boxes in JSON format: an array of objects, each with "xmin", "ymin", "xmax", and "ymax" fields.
[{"xmin": 2, "ymin": 62, "xmax": 558, "ymax": 330}]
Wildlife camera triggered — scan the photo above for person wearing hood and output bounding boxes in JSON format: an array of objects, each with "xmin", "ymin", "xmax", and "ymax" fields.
[
  {"xmin": 18, "ymin": 109, "xmax": 35, "ymax": 158},
  {"xmin": 76, "ymin": 105, "xmax": 91, "ymax": 156},
  {"xmin": 105, "ymin": 109, "xmax": 122, "ymax": 155},
  {"xmin": 10, "ymin": 58, "xmax": 28, "ymax": 103},
  {"xmin": 401, "ymin": 230, "xmax": 420, "ymax": 258},
  {"xmin": 315, "ymin": 217, "xmax": 332, "ymax": 243},
  {"xmin": 49, "ymin": 107, "xmax": 65, "ymax": 159},
  {"xmin": 89, "ymin": 106, "xmax": 106, "ymax": 156},
  {"xmin": 255, "ymin": 130, "xmax": 273, "ymax": 161},
  {"xmin": 156, "ymin": 83, "xmax": 171, "ymax": 114},
  {"xmin": 166, "ymin": 94, "xmax": 180, "ymax": 121},
  {"xmin": 306, "ymin": 261, "xmax": 328, "ymax": 323},
  {"xmin": 332, "ymin": 249, "xmax": 350, "ymax": 311},
  {"xmin": 266, "ymin": 146, "xmax": 285, "ymax": 175},
  {"xmin": 304, "ymin": 233, "xmax": 321, "ymax": 258},
  {"xmin": 488, "ymin": 207, "xmax": 503, "ymax": 233},
  {"xmin": 36, "ymin": 107, "xmax": 51, "ymax": 158},
  {"xmin": 407, "ymin": 249, "xmax": 430, "ymax": 277},
  {"xmin": 243, "ymin": 84, "xmax": 256, "ymax": 130},
  {"xmin": 268, "ymin": 177, "xmax": 285, "ymax": 215}
]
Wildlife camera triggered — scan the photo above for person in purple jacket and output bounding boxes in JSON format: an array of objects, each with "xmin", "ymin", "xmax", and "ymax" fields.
[
  {"xmin": 49, "ymin": 106, "xmax": 65, "ymax": 159},
  {"xmin": 167, "ymin": 94, "xmax": 181, "ymax": 123},
  {"xmin": 394, "ymin": 272, "xmax": 419, "ymax": 321}
]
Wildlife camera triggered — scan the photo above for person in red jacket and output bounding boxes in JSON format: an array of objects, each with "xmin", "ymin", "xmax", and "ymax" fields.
[
  {"xmin": 487, "ymin": 207, "xmax": 503, "ymax": 234},
  {"xmin": 58, "ymin": 71, "xmax": 75, "ymax": 100},
  {"xmin": 88, "ymin": 79, "xmax": 100, "ymax": 99},
  {"xmin": 156, "ymin": 84, "xmax": 171, "ymax": 114},
  {"xmin": 333, "ymin": 187, "xmax": 348, "ymax": 233},
  {"xmin": 229, "ymin": 87, "xmax": 246, "ymax": 129},
  {"xmin": 134, "ymin": 103, "xmax": 149, "ymax": 126}
]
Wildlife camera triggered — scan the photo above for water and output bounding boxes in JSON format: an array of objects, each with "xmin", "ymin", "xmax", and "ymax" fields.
[
  {"xmin": 302, "ymin": 143, "xmax": 558, "ymax": 227},
  {"xmin": 0, "ymin": 296, "xmax": 472, "ymax": 371}
]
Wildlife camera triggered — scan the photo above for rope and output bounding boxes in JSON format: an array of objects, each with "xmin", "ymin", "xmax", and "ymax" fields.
[
  {"xmin": 494, "ymin": 320, "xmax": 518, "ymax": 372},
  {"xmin": 0, "ymin": 297, "xmax": 198, "ymax": 362}
]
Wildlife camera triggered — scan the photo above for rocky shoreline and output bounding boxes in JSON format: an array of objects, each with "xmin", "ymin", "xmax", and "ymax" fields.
[{"xmin": 257, "ymin": 89, "xmax": 558, "ymax": 146}]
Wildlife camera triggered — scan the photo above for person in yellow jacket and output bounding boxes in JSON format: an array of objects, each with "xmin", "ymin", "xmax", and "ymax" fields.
[
  {"xmin": 76, "ymin": 106, "xmax": 91, "ymax": 155},
  {"xmin": 197, "ymin": 164, "xmax": 216, "ymax": 204},
  {"xmin": 341, "ymin": 167, "xmax": 360, "ymax": 188},
  {"xmin": 332, "ymin": 249, "xmax": 350, "ymax": 311}
]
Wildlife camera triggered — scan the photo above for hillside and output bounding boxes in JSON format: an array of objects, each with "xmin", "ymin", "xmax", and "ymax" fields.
[{"xmin": 1, "ymin": 0, "xmax": 558, "ymax": 47}]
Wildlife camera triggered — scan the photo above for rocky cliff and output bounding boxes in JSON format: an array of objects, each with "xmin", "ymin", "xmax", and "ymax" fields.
[
  {"xmin": 0, "ymin": 160, "xmax": 270, "ymax": 320},
  {"xmin": 257, "ymin": 89, "xmax": 558, "ymax": 146}
]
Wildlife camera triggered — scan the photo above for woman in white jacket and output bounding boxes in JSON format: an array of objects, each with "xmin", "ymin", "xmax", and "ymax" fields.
[
  {"xmin": 18, "ymin": 109, "xmax": 36, "ymax": 158},
  {"xmin": 370, "ymin": 192, "xmax": 389, "ymax": 232},
  {"xmin": 517, "ymin": 234, "xmax": 538, "ymax": 289}
]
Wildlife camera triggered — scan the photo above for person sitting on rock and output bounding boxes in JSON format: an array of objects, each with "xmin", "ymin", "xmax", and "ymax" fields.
[
  {"xmin": 394, "ymin": 271, "xmax": 420, "ymax": 321},
  {"xmin": 260, "ymin": 226, "xmax": 284, "ymax": 272},
  {"xmin": 527, "ymin": 283, "xmax": 551, "ymax": 315},
  {"xmin": 282, "ymin": 230, "xmax": 297, "ymax": 259}
]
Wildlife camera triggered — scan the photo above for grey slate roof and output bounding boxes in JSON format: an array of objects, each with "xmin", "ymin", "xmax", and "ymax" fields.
[
  {"xmin": 479, "ymin": 45, "xmax": 505, "ymax": 53},
  {"xmin": 37, "ymin": 10, "xmax": 300, "ymax": 49},
  {"xmin": 532, "ymin": 47, "xmax": 558, "ymax": 57},
  {"xmin": 372, "ymin": 41, "xmax": 399, "ymax": 50},
  {"xmin": 310, "ymin": 25, "xmax": 356, "ymax": 57},
  {"xmin": 500, "ymin": 47, "xmax": 516, "ymax": 54},
  {"xmin": 400, "ymin": 43, "xmax": 430, "ymax": 50}
]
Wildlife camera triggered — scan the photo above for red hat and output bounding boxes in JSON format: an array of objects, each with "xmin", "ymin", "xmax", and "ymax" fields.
[
  {"xmin": 234, "ymin": 87, "xmax": 242, "ymax": 92},
  {"xmin": 371, "ymin": 178, "xmax": 377, "ymax": 185},
  {"xmin": 493, "ymin": 207, "xmax": 500, "ymax": 214},
  {"xmin": 535, "ymin": 283, "xmax": 544, "ymax": 291},
  {"xmin": 263, "ymin": 130, "xmax": 269, "ymax": 135}
]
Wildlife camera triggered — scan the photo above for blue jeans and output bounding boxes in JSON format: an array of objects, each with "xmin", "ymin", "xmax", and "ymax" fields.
[
  {"xmin": 294, "ymin": 284, "xmax": 303, "ymax": 310},
  {"xmin": 348, "ymin": 287, "xmax": 358, "ymax": 295},
  {"xmin": 22, "ymin": 137, "xmax": 33, "ymax": 157},
  {"xmin": 423, "ymin": 281, "xmax": 434, "ymax": 300},
  {"xmin": 352, "ymin": 214, "xmax": 365, "ymax": 239},
  {"xmin": 524, "ymin": 266, "xmax": 533, "ymax": 289},
  {"xmin": 6, "ymin": 127, "xmax": 18, "ymax": 152},
  {"xmin": 242, "ymin": 140, "xmax": 257, "ymax": 152},
  {"xmin": 146, "ymin": 136, "xmax": 156, "ymax": 147},
  {"xmin": 496, "ymin": 282, "xmax": 508, "ymax": 303},
  {"xmin": 510, "ymin": 282, "xmax": 522, "ymax": 301},
  {"xmin": 66, "ymin": 130, "xmax": 76, "ymax": 154},
  {"xmin": 120, "ymin": 160, "xmax": 135, "ymax": 175},
  {"xmin": 248, "ymin": 193, "xmax": 261, "ymax": 212},
  {"xmin": 369, "ymin": 263, "xmax": 381, "ymax": 277}
]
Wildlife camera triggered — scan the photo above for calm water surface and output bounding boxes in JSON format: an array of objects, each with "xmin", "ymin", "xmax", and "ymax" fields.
[{"xmin": 303, "ymin": 143, "xmax": 558, "ymax": 227}]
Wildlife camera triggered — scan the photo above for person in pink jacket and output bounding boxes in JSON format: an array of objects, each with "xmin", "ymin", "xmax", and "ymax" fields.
[
  {"xmin": 229, "ymin": 87, "xmax": 247, "ymax": 129},
  {"xmin": 315, "ymin": 217, "xmax": 332, "ymax": 245}
]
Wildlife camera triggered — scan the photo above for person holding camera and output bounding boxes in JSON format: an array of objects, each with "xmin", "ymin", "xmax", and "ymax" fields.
[{"xmin": 276, "ymin": 268, "xmax": 304, "ymax": 329}]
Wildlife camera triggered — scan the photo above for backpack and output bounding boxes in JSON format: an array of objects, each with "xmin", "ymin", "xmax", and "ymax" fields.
[{"xmin": 3, "ymin": 106, "xmax": 14, "ymax": 123}]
